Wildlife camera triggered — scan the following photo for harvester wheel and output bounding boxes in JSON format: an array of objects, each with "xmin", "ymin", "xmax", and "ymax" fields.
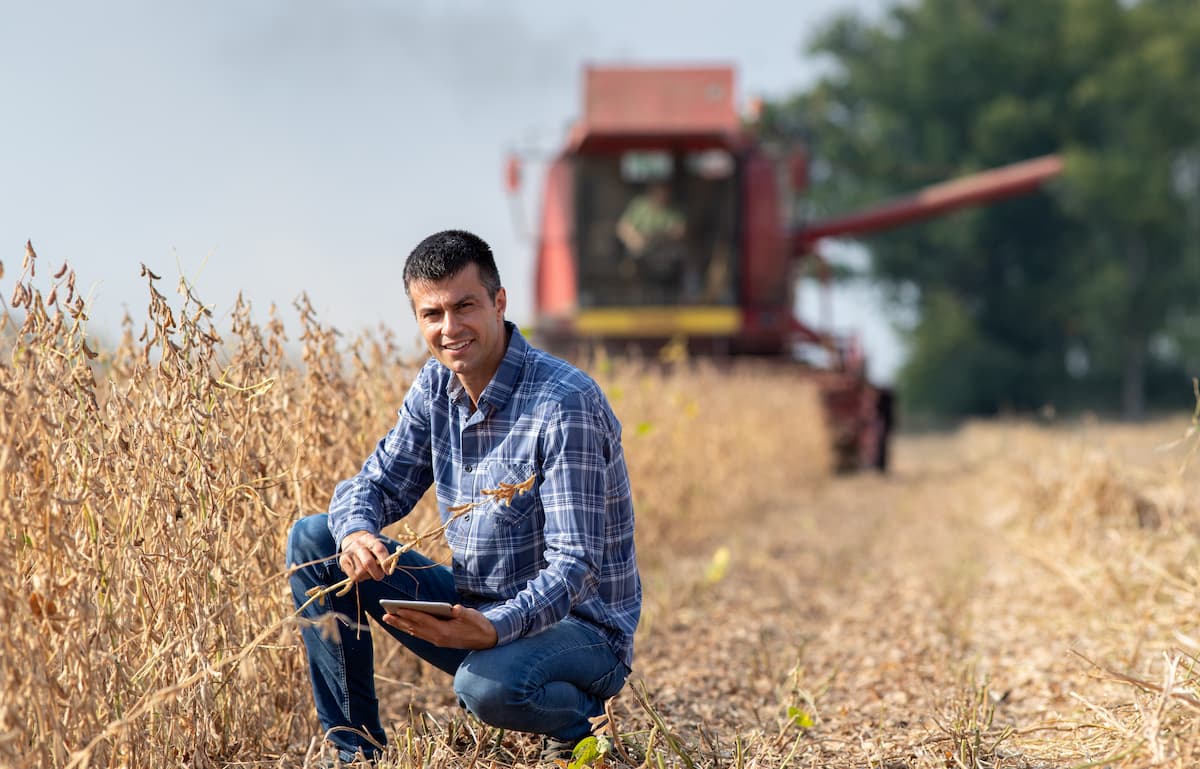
[{"xmin": 871, "ymin": 389, "xmax": 895, "ymax": 473}]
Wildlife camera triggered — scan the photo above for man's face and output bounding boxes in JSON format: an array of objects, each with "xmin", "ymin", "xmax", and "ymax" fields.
[{"xmin": 409, "ymin": 263, "xmax": 508, "ymax": 395}]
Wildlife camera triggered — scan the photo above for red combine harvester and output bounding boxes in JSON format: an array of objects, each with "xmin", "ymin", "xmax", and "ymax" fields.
[{"xmin": 508, "ymin": 65, "xmax": 1062, "ymax": 471}]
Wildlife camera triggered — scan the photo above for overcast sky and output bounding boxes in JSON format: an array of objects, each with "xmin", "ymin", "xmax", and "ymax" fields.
[{"xmin": 1, "ymin": 0, "xmax": 902, "ymax": 380}]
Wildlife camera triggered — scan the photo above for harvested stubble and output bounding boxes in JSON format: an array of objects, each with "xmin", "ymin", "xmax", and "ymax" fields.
[
  {"xmin": 981, "ymin": 416, "xmax": 1200, "ymax": 769},
  {"xmin": 0, "ymin": 246, "xmax": 832, "ymax": 768}
]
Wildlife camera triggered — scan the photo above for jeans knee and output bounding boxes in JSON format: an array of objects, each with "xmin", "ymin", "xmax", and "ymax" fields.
[
  {"xmin": 453, "ymin": 666, "xmax": 523, "ymax": 728},
  {"xmin": 286, "ymin": 514, "xmax": 335, "ymax": 567}
]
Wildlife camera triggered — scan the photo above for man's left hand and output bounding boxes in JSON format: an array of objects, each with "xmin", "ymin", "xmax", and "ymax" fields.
[{"xmin": 381, "ymin": 604, "xmax": 499, "ymax": 650}]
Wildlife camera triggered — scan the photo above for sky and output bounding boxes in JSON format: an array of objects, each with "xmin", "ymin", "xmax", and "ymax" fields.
[{"xmin": 1, "ymin": 0, "xmax": 902, "ymax": 381}]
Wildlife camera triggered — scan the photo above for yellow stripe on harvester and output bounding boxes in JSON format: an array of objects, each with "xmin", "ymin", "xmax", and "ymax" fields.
[{"xmin": 573, "ymin": 306, "xmax": 741, "ymax": 337}]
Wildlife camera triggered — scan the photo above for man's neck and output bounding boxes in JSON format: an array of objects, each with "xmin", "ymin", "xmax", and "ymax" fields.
[{"xmin": 460, "ymin": 378, "xmax": 487, "ymax": 411}]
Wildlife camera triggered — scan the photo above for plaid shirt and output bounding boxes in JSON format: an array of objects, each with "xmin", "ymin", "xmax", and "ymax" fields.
[{"xmin": 328, "ymin": 323, "xmax": 641, "ymax": 667}]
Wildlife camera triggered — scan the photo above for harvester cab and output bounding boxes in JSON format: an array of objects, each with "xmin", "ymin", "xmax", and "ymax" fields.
[
  {"xmin": 506, "ymin": 64, "xmax": 1061, "ymax": 471},
  {"xmin": 519, "ymin": 66, "xmax": 797, "ymax": 358}
]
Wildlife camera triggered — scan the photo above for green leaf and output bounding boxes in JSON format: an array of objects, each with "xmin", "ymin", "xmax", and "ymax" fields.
[
  {"xmin": 704, "ymin": 546, "xmax": 731, "ymax": 585},
  {"xmin": 787, "ymin": 705, "xmax": 814, "ymax": 729},
  {"xmin": 568, "ymin": 735, "xmax": 610, "ymax": 767}
]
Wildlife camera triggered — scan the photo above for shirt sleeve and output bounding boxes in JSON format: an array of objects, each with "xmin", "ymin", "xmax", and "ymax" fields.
[
  {"xmin": 482, "ymin": 390, "xmax": 611, "ymax": 644},
  {"xmin": 327, "ymin": 374, "xmax": 436, "ymax": 547}
]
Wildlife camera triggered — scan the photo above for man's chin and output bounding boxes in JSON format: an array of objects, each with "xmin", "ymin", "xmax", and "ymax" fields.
[{"xmin": 437, "ymin": 355, "xmax": 471, "ymax": 373}]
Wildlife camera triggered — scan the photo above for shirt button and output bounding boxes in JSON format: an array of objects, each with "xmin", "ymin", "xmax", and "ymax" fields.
[{"xmin": 464, "ymin": 465, "xmax": 474, "ymax": 473}]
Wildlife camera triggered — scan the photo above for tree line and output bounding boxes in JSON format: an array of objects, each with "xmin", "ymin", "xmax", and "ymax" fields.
[{"xmin": 768, "ymin": 0, "xmax": 1200, "ymax": 420}]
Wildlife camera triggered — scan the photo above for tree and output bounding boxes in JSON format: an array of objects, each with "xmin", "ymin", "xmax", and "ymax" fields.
[
  {"xmin": 769, "ymin": 0, "xmax": 1200, "ymax": 419},
  {"xmin": 1056, "ymin": 0, "xmax": 1200, "ymax": 416}
]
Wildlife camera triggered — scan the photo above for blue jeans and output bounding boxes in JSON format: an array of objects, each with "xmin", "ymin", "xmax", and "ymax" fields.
[{"xmin": 287, "ymin": 514, "xmax": 629, "ymax": 760}]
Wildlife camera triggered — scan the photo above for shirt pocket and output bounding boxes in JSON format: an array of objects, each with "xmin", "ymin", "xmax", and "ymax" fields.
[
  {"xmin": 444, "ymin": 461, "xmax": 542, "ymax": 597},
  {"xmin": 478, "ymin": 461, "xmax": 539, "ymax": 526}
]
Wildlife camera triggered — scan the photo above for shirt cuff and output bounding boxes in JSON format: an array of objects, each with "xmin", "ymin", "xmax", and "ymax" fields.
[
  {"xmin": 481, "ymin": 604, "xmax": 524, "ymax": 647},
  {"xmin": 328, "ymin": 515, "xmax": 378, "ymax": 549}
]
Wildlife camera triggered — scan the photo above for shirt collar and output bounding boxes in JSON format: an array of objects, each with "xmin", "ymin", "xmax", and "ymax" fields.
[{"xmin": 445, "ymin": 321, "xmax": 527, "ymax": 413}]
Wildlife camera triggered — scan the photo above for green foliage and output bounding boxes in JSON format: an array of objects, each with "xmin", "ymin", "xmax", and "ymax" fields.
[
  {"xmin": 568, "ymin": 735, "xmax": 610, "ymax": 768},
  {"xmin": 771, "ymin": 0, "xmax": 1200, "ymax": 419},
  {"xmin": 786, "ymin": 705, "xmax": 814, "ymax": 729},
  {"xmin": 703, "ymin": 545, "xmax": 731, "ymax": 584}
]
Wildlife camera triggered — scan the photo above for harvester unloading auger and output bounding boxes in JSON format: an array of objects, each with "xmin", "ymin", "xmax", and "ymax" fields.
[{"xmin": 506, "ymin": 65, "xmax": 1062, "ymax": 472}]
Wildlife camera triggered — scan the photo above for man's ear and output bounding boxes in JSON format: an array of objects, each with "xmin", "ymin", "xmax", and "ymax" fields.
[{"xmin": 495, "ymin": 287, "xmax": 507, "ymax": 317}]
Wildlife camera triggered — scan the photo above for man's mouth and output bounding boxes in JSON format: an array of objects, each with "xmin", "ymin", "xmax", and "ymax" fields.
[{"xmin": 442, "ymin": 340, "xmax": 471, "ymax": 352}]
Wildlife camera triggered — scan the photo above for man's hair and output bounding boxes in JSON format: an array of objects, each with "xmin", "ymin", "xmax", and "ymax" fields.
[{"xmin": 403, "ymin": 229, "xmax": 502, "ymax": 300}]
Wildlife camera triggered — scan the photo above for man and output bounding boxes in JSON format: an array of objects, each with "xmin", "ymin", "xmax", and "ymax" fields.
[
  {"xmin": 615, "ymin": 181, "xmax": 686, "ymax": 258},
  {"xmin": 287, "ymin": 230, "xmax": 641, "ymax": 765},
  {"xmin": 615, "ymin": 181, "xmax": 690, "ymax": 301}
]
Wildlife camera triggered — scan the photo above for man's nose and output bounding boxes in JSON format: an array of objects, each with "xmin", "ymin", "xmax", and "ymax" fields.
[{"xmin": 442, "ymin": 310, "xmax": 462, "ymax": 336}]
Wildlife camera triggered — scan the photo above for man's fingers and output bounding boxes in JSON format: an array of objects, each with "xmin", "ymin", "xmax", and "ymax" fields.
[
  {"xmin": 382, "ymin": 609, "xmax": 419, "ymax": 637},
  {"xmin": 381, "ymin": 606, "xmax": 497, "ymax": 650},
  {"xmin": 354, "ymin": 545, "xmax": 382, "ymax": 581},
  {"xmin": 337, "ymin": 533, "xmax": 394, "ymax": 582},
  {"xmin": 365, "ymin": 539, "xmax": 393, "ymax": 574}
]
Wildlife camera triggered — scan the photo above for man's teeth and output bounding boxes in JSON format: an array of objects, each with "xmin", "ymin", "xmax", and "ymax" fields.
[{"xmin": 444, "ymin": 341, "xmax": 469, "ymax": 351}]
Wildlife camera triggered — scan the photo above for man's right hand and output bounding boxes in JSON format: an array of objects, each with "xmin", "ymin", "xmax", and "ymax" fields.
[{"xmin": 338, "ymin": 530, "xmax": 393, "ymax": 583}]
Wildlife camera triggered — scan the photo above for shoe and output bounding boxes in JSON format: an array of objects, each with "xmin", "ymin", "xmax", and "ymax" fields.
[
  {"xmin": 310, "ymin": 747, "xmax": 377, "ymax": 768},
  {"xmin": 314, "ymin": 756, "xmax": 374, "ymax": 768},
  {"xmin": 540, "ymin": 736, "xmax": 580, "ymax": 764}
]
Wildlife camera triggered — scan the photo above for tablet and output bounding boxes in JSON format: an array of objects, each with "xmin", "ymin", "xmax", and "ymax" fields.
[{"xmin": 379, "ymin": 599, "xmax": 455, "ymax": 619}]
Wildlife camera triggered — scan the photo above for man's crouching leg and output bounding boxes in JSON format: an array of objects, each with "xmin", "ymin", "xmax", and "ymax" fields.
[
  {"xmin": 287, "ymin": 514, "xmax": 387, "ymax": 762},
  {"xmin": 453, "ymin": 620, "xmax": 630, "ymax": 743}
]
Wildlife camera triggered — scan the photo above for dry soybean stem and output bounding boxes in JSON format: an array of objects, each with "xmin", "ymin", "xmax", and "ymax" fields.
[{"xmin": 299, "ymin": 476, "xmax": 535, "ymax": 609}]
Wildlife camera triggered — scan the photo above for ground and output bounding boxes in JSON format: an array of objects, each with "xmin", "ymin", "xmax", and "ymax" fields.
[
  {"xmin": 375, "ymin": 421, "xmax": 1199, "ymax": 768},
  {"xmin": 629, "ymin": 430, "xmax": 1075, "ymax": 768}
]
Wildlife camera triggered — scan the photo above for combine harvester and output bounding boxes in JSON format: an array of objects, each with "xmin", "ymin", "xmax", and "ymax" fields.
[{"xmin": 506, "ymin": 65, "xmax": 1061, "ymax": 471}]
